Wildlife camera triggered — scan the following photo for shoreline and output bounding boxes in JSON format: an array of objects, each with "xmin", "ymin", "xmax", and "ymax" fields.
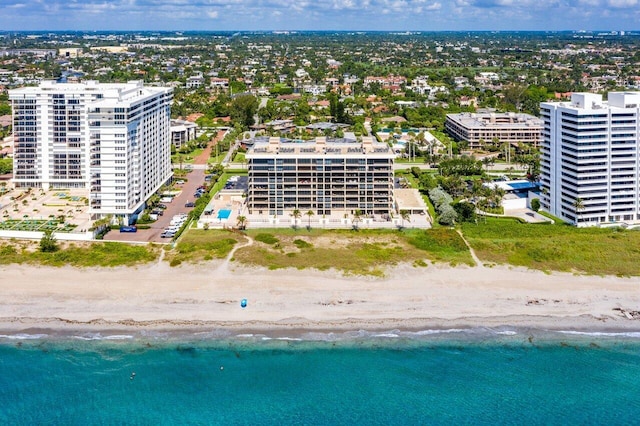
[{"xmin": 1, "ymin": 261, "xmax": 640, "ymax": 339}]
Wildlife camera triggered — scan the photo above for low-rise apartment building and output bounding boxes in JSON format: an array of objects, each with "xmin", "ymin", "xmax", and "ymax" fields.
[
  {"xmin": 445, "ymin": 112, "xmax": 543, "ymax": 149},
  {"xmin": 170, "ymin": 119, "xmax": 197, "ymax": 149}
]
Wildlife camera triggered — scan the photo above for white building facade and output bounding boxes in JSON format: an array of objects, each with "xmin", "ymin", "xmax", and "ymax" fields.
[
  {"xmin": 10, "ymin": 80, "xmax": 173, "ymax": 224},
  {"xmin": 540, "ymin": 92, "xmax": 640, "ymax": 226}
]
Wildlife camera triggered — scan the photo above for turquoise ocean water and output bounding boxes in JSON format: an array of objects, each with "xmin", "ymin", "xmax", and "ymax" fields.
[{"xmin": 1, "ymin": 328, "xmax": 640, "ymax": 425}]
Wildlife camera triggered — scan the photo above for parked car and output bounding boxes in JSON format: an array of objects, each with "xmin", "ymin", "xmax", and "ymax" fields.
[
  {"xmin": 157, "ymin": 204, "xmax": 168, "ymax": 209},
  {"xmin": 119, "ymin": 226, "xmax": 137, "ymax": 233},
  {"xmin": 160, "ymin": 230, "xmax": 176, "ymax": 238},
  {"xmin": 185, "ymin": 201, "xmax": 195, "ymax": 208},
  {"xmin": 151, "ymin": 209, "xmax": 164, "ymax": 216}
]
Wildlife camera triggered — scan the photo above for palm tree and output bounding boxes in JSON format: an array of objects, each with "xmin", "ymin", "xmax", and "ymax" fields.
[
  {"xmin": 352, "ymin": 209, "xmax": 362, "ymax": 230},
  {"xmin": 291, "ymin": 209, "xmax": 301, "ymax": 229},
  {"xmin": 305, "ymin": 210, "xmax": 314, "ymax": 230},
  {"xmin": 572, "ymin": 197, "xmax": 585, "ymax": 223},
  {"xmin": 400, "ymin": 209, "xmax": 410, "ymax": 229},
  {"xmin": 236, "ymin": 215, "xmax": 247, "ymax": 230}
]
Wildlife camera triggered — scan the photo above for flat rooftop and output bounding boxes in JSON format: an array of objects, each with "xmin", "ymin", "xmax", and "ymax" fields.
[
  {"xmin": 247, "ymin": 137, "xmax": 393, "ymax": 156},
  {"xmin": 395, "ymin": 188, "xmax": 428, "ymax": 212},
  {"xmin": 446, "ymin": 112, "xmax": 542, "ymax": 129}
]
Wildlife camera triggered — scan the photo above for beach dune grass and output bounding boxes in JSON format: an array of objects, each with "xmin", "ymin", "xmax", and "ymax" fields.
[
  {"xmin": 0, "ymin": 241, "xmax": 158, "ymax": 267},
  {"xmin": 406, "ymin": 228, "xmax": 474, "ymax": 265},
  {"xmin": 461, "ymin": 218, "xmax": 640, "ymax": 276},
  {"xmin": 233, "ymin": 228, "xmax": 473, "ymax": 276},
  {"xmin": 166, "ymin": 229, "xmax": 240, "ymax": 265}
]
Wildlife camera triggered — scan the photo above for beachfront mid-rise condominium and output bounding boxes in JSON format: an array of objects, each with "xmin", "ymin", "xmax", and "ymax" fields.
[
  {"xmin": 246, "ymin": 137, "xmax": 395, "ymax": 217},
  {"xmin": 10, "ymin": 80, "xmax": 172, "ymax": 224},
  {"xmin": 540, "ymin": 92, "xmax": 640, "ymax": 227}
]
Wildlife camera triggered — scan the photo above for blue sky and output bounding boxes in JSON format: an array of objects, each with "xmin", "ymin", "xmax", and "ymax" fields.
[{"xmin": 0, "ymin": 0, "xmax": 638, "ymax": 31}]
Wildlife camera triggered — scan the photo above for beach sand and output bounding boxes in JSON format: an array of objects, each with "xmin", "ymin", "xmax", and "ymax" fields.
[{"xmin": 1, "ymin": 260, "xmax": 639, "ymax": 334}]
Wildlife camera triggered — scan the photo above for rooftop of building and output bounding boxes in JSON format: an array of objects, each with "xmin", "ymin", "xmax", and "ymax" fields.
[
  {"xmin": 9, "ymin": 80, "xmax": 171, "ymax": 104},
  {"xmin": 542, "ymin": 91, "xmax": 640, "ymax": 110},
  {"xmin": 170, "ymin": 118, "xmax": 197, "ymax": 129},
  {"xmin": 446, "ymin": 112, "xmax": 543, "ymax": 129},
  {"xmin": 247, "ymin": 136, "xmax": 394, "ymax": 156}
]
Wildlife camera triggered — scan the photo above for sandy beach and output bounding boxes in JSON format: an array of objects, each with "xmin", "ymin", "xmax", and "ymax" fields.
[{"xmin": 1, "ymin": 259, "xmax": 640, "ymax": 335}]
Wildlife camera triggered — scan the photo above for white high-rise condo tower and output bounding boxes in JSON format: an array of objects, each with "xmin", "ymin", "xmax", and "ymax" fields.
[
  {"xmin": 10, "ymin": 80, "xmax": 173, "ymax": 224},
  {"xmin": 540, "ymin": 92, "xmax": 640, "ymax": 227}
]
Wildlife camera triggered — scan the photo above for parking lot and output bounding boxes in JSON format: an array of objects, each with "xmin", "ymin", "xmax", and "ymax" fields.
[{"xmin": 104, "ymin": 168, "xmax": 206, "ymax": 243}]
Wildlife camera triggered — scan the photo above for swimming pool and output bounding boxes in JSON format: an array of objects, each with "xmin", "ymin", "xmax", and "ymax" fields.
[{"xmin": 217, "ymin": 209, "xmax": 232, "ymax": 220}]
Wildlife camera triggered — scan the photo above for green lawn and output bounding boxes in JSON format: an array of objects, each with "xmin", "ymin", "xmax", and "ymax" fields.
[
  {"xmin": 172, "ymin": 148, "xmax": 204, "ymax": 164},
  {"xmin": 461, "ymin": 218, "xmax": 640, "ymax": 276},
  {"xmin": 208, "ymin": 154, "xmax": 226, "ymax": 164}
]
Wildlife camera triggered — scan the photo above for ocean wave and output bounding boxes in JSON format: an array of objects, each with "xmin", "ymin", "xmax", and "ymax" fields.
[
  {"xmin": 410, "ymin": 329, "xmax": 467, "ymax": 336},
  {"xmin": 0, "ymin": 333, "xmax": 49, "ymax": 340},
  {"xmin": 556, "ymin": 331, "xmax": 640, "ymax": 338},
  {"xmin": 72, "ymin": 333, "xmax": 134, "ymax": 341}
]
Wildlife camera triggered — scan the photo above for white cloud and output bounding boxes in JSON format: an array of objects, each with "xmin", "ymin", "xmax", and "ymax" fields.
[
  {"xmin": 0, "ymin": 0, "xmax": 638, "ymax": 30},
  {"xmin": 607, "ymin": 0, "xmax": 637, "ymax": 7}
]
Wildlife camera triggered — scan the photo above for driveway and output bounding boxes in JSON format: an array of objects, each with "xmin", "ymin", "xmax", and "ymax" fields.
[{"xmin": 104, "ymin": 168, "xmax": 206, "ymax": 243}]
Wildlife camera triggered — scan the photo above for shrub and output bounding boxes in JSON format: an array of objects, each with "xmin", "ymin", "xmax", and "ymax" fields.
[
  {"xmin": 438, "ymin": 205, "xmax": 458, "ymax": 226},
  {"xmin": 429, "ymin": 186, "xmax": 457, "ymax": 225},
  {"xmin": 531, "ymin": 198, "xmax": 540, "ymax": 212},
  {"xmin": 293, "ymin": 239, "xmax": 312, "ymax": 249},
  {"xmin": 255, "ymin": 233, "xmax": 279, "ymax": 245},
  {"xmin": 39, "ymin": 230, "xmax": 58, "ymax": 253}
]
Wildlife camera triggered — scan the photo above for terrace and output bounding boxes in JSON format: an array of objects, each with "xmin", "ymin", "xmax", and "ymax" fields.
[{"xmin": 0, "ymin": 187, "xmax": 94, "ymax": 240}]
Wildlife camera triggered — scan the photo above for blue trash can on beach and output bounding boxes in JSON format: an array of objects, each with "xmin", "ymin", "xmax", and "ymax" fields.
[{"xmin": 240, "ymin": 299, "xmax": 247, "ymax": 308}]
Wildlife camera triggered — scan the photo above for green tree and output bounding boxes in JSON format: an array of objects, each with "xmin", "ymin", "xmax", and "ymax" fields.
[
  {"xmin": 305, "ymin": 210, "xmax": 314, "ymax": 230},
  {"xmin": 438, "ymin": 156, "xmax": 483, "ymax": 177},
  {"xmin": 291, "ymin": 209, "xmax": 301, "ymax": 229},
  {"xmin": 236, "ymin": 215, "xmax": 247, "ymax": 230},
  {"xmin": 453, "ymin": 201, "xmax": 476, "ymax": 223},
  {"xmin": 230, "ymin": 94, "xmax": 259, "ymax": 128},
  {"xmin": 0, "ymin": 158, "xmax": 12, "ymax": 174}
]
